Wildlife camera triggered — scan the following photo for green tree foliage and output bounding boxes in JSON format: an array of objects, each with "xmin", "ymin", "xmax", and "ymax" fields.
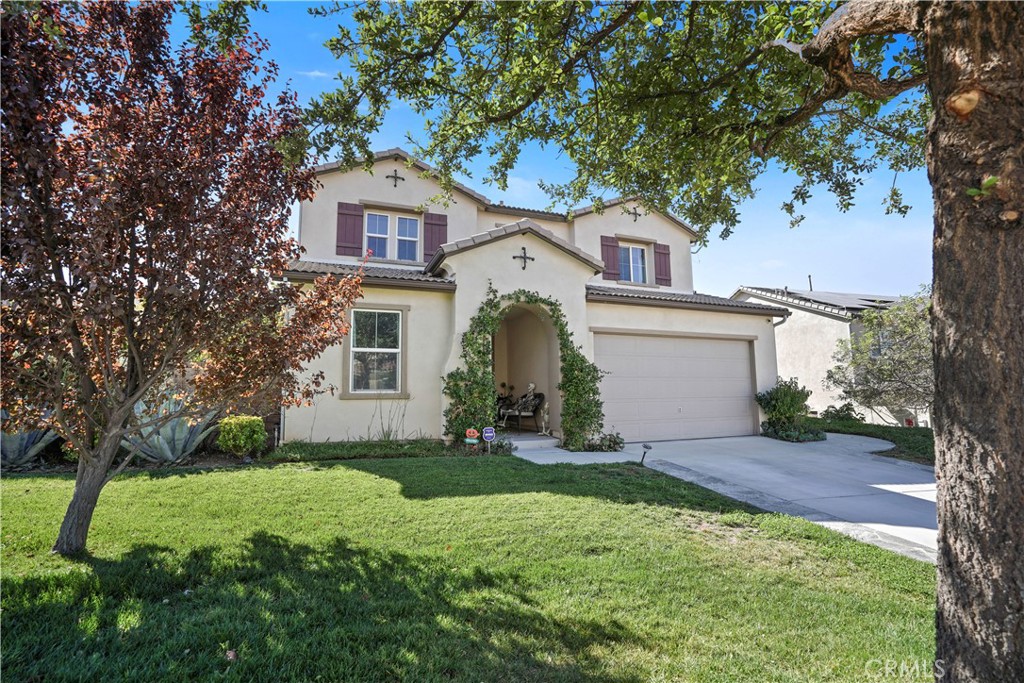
[
  {"xmin": 826, "ymin": 288, "xmax": 933, "ymax": 418},
  {"xmin": 308, "ymin": 1, "xmax": 927, "ymax": 235}
]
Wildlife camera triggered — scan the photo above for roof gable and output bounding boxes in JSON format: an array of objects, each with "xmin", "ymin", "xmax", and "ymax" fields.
[
  {"xmin": 424, "ymin": 218, "xmax": 605, "ymax": 275},
  {"xmin": 572, "ymin": 198, "xmax": 700, "ymax": 241},
  {"xmin": 313, "ymin": 148, "xmax": 491, "ymax": 207}
]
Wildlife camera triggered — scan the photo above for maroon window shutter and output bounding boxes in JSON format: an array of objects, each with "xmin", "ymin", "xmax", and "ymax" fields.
[
  {"xmin": 336, "ymin": 202, "xmax": 364, "ymax": 256},
  {"xmin": 654, "ymin": 243, "xmax": 672, "ymax": 286},
  {"xmin": 600, "ymin": 236, "xmax": 620, "ymax": 280},
  {"xmin": 423, "ymin": 212, "xmax": 448, "ymax": 259}
]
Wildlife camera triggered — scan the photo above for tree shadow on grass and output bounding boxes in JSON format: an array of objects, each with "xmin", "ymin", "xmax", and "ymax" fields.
[
  {"xmin": 332, "ymin": 456, "xmax": 760, "ymax": 515},
  {"xmin": 2, "ymin": 531, "xmax": 641, "ymax": 682}
]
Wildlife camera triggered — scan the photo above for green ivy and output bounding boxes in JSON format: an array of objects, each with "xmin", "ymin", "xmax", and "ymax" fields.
[{"xmin": 442, "ymin": 284, "xmax": 605, "ymax": 451}]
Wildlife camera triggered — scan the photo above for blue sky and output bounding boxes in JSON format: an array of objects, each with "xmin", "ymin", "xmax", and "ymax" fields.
[{"xmin": 176, "ymin": 2, "xmax": 934, "ymax": 298}]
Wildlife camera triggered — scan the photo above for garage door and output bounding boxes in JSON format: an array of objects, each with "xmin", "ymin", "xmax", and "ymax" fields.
[{"xmin": 594, "ymin": 333, "xmax": 757, "ymax": 442}]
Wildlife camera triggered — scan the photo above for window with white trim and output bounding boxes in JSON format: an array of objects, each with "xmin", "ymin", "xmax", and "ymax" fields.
[
  {"xmin": 350, "ymin": 310, "xmax": 402, "ymax": 392},
  {"xmin": 365, "ymin": 212, "xmax": 420, "ymax": 262},
  {"xmin": 397, "ymin": 217, "xmax": 419, "ymax": 261},
  {"xmin": 365, "ymin": 213, "xmax": 389, "ymax": 259},
  {"xmin": 618, "ymin": 244, "xmax": 648, "ymax": 283}
]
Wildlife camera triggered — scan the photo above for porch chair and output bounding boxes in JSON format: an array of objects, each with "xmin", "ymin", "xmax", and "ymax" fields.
[{"xmin": 499, "ymin": 392, "xmax": 545, "ymax": 432}]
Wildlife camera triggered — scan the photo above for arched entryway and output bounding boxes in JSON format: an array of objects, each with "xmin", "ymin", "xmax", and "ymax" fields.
[{"xmin": 492, "ymin": 303, "xmax": 561, "ymax": 434}]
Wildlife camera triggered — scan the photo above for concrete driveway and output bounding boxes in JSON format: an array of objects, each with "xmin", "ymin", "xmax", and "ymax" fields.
[{"xmin": 516, "ymin": 434, "xmax": 937, "ymax": 563}]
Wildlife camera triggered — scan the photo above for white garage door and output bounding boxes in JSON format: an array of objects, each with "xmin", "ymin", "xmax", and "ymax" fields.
[{"xmin": 594, "ymin": 333, "xmax": 757, "ymax": 442}]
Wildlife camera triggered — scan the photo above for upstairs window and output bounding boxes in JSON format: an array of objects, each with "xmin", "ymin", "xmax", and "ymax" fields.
[
  {"xmin": 618, "ymin": 244, "xmax": 647, "ymax": 284},
  {"xmin": 366, "ymin": 213, "xmax": 389, "ymax": 259},
  {"xmin": 364, "ymin": 212, "xmax": 420, "ymax": 262},
  {"xmin": 397, "ymin": 217, "xmax": 419, "ymax": 261}
]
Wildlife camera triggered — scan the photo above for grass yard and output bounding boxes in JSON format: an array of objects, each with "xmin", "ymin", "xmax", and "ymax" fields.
[
  {"xmin": 1, "ymin": 457, "xmax": 935, "ymax": 682},
  {"xmin": 806, "ymin": 418, "xmax": 936, "ymax": 465}
]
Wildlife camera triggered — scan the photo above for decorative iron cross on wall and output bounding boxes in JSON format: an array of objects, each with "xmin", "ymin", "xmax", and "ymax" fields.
[
  {"xmin": 386, "ymin": 169, "xmax": 406, "ymax": 187},
  {"xmin": 513, "ymin": 246, "xmax": 535, "ymax": 270},
  {"xmin": 624, "ymin": 206, "xmax": 641, "ymax": 221}
]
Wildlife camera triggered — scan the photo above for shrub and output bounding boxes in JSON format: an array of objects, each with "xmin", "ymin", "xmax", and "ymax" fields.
[
  {"xmin": 760, "ymin": 423, "xmax": 826, "ymax": 443},
  {"xmin": 216, "ymin": 415, "xmax": 268, "ymax": 458},
  {"xmin": 756, "ymin": 377, "xmax": 824, "ymax": 443},
  {"xmin": 488, "ymin": 437, "xmax": 517, "ymax": 455},
  {"xmin": 820, "ymin": 402, "xmax": 865, "ymax": 422},
  {"xmin": 122, "ymin": 399, "xmax": 217, "ymax": 465},
  {"xmin": 756, "ymin": 377, "xmax": 812, "ymax": 431},
  {"xmin": 583, "ymin": 431, "xmax": 625, "ymax": 452}
]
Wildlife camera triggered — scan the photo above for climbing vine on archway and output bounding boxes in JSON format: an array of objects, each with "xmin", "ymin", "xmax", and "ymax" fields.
[{"xmin": 442, "ymin": 283, "xmax": 605, "ymax": 451}]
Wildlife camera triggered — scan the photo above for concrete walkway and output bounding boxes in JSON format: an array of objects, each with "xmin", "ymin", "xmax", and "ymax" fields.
[{"xmin": 515, "ymin": 434, "xmax": 937, "ymax": 563}]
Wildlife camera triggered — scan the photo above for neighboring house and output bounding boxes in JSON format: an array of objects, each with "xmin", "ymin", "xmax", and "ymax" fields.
[
  {"xmin": 730, "ymin": 287, "xmax": 927, "ymax": 426},
  {"xmin": 280, "ymin": 148, "xmax": 787, "ymax": 444}
]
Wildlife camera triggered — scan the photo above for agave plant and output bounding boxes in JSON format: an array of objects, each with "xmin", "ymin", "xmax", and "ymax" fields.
[
  {"xmin": 1, "ymin": 416, "xmax": 60, "ymax": 470},
  {"xmin": 122, "ymin": 399, "xmax": 217, "ymax": 465}
]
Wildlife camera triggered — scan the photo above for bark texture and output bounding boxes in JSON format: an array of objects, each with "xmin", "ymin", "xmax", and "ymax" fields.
[
  {"xmin": 925, "ymin": 3, "xmax": 1024, "ymax": 681},
  {"xmin": 51, "ymin": 442, "xmax": 116, "ymax": 555}
]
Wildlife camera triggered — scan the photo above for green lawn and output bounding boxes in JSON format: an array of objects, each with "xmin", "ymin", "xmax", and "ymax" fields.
[
  {"xmin": 806, "ymin": 418, "xmax": 935, "ymax": 464},
  {"xmin": 2, "ymin": 457, "xmax": 935, "ymax": 682}
]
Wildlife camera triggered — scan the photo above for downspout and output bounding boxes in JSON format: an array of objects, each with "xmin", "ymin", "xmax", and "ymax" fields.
[{"xmin": 278, "ymin": 404, "xmax": 286, "ymax": 447}]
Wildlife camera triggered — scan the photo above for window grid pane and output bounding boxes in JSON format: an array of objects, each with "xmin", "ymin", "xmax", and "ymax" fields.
[
  {"xmin": 632, "ymin": 248, "xmax": 646, "ymax": 283},
  {"xmin": 366, "ymin": 213, "xmax": 389, "ymax": 236},
  {"xmin": 351, "ymin": 311, "xmax": 401, "ymax": 393},
  {"xmin": 397, "ymin": 240, "xmax": 417, "ymax": 261},
  {"xmin": 397, "ymin": 217, "xmax": 419, "ymax": 239},
  {"xmin": 619, "ymin": 247, "xmax": 631, "ymax": 281},
  {"xmin": 351, "ymin": 351, "xmax": 399, "ymax": 392},
  {"xmin": 367, "ymin": 236, "xmax": 387, "ymax": 259}
]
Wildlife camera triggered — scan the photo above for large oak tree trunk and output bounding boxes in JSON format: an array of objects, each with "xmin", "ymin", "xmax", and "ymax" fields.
[
  {"xmin": 925, "ymin": 3, "xmax": 1024, "ymax": 680},
  {"xmin": 52, "ymin": 441, "xmax": 116, "ymax": 556}
]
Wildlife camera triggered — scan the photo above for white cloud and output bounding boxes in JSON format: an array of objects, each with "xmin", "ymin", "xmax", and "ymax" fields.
[{"xmin": 296, "ymin": 69, "xmax": 332, "ymax": 79}]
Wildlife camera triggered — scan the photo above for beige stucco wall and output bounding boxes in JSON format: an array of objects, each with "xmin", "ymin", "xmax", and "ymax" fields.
[
  {"xmin": 298, "ymin": 164, "xmax": 482, "ymax": 264},
  {"xmin": 282, "ymin": 286, "xmax": 454, "ymax": 442},
  {"xmin": 573, "ymin": 201, "xmax": 695, "ymax": 293},
  {"xmin": 301, "ymin": 167, "xmax": 696, "ymax": 303},
  {"xmin": 733, "ymin": 294, "xmax": 923, "ymax": 425},
  {"xmin": 477, "ymin": 208, "xmax": 570, "ymax": 241},
  {"xmin": 766, "ymin": 304, "xmax": 851, "ymax": 414},
  {"xmin": 586, "ymin": 302, "xmax": 779, "ymax": 395}
]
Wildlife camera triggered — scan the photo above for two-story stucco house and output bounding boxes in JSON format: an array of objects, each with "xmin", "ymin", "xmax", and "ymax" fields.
[
  {"xmin": 280, "ymin": 149, "xmax": 787, "ymax": 444},
  {"xmin": 730, "ymin": 286, "xmax": 928, "ymax": 426}
]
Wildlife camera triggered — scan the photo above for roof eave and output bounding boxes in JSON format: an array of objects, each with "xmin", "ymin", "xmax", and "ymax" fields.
[
  {"xmin": 587, "ymin": 291, "xmax": 788, "ymax": 317},
  {"xmin": 281, "ymin": 269, "xmax": 456, "ymax": 292},
  {"xmin": 733, "ymin": 287, "xmax": 854, "ymax": 320}
]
